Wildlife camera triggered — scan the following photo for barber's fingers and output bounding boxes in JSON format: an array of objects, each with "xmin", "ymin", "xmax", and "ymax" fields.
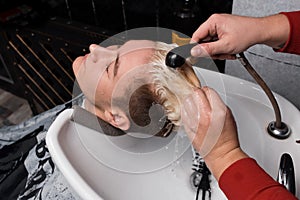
[
  {"xmin": 191, "ymin": 22, "xmax": 236, "ymax": 59},
  {"xmin": 181, "ymin": 88, "xmax": 211, "ymax": 140},
  {"xmin": 199, "ymin": 87, "xmax": 227, "ymax": 156},
  {"xmin": 181, "ymin": 87, "xmax": 227, "ymax": 134},
  {"xmin": 190, "ymin": 21, "xmax": 219, "ymax": 57},
  {"xmin": 202, "ymin": 87, "xmax": 227, "ymax": 113},
  {"xmin": 190, "ymin": 16, "xmax": 225, "ymax": 57},
  {"xmin": 181, "ymin": 87, "xmax": 228, "ymax": 156},
  {"xmin": 191, "ymin": 19, "xmax": 216, "ymax": 44}
]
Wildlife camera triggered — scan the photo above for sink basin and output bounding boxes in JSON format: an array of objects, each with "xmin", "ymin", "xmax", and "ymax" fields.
[{"xmin": 46, "ymin": 68, "xmax": 300, "ymax": 199}]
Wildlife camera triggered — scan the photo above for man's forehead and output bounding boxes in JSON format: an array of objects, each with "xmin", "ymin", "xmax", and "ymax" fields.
[{"xmin": 118, "ymin": 40, "xmax": 156, "ymax": 56}]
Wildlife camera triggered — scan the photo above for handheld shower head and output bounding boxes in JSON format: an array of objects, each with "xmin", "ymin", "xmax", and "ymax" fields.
[{"xmin": 165, "ymin": 43, "xmax": 198, "ymax": 68}]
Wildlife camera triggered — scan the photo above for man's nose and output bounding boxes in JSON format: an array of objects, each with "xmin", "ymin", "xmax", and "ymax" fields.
[{"xmin": 89, "ymin": 44, "xmax": 117, "ymax": 63}]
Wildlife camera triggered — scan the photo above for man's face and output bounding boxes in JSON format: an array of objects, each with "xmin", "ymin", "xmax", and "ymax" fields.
[{"xmin": 72, "ymin": 40, "xmax": 155, "ymax": 120}]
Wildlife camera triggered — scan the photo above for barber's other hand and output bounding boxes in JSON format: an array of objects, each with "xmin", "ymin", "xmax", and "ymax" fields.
[{"xmin": 181, "ymin": 87, "xmax": 248, "ymax": 180}]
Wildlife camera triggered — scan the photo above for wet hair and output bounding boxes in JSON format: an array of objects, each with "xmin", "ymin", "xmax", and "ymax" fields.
[{"xmin": 116, "ymin": 41, "xmax": 201, "ymax": 137}]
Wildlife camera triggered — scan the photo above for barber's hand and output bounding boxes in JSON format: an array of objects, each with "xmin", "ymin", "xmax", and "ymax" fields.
[
  {"xmin": 190, "ymin": 13, "xmax": 289, "ymax": 60},
  {"xmin": 181, "ymin": 87, "xmax": 248, "ymax": 180}
]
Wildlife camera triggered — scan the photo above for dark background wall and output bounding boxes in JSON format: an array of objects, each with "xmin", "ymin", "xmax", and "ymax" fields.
[
  {"xmin": 0, "ymin": 0, "xmax": 233, "ymax": 114},
  {"xmin": 0, "ymin": 0, "xmax": 233, "ymax": 36}
]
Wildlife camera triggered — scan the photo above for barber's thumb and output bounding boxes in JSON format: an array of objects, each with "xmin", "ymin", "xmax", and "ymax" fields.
[
  {"xmin": 191, "ymin": 44, "xmax": 210, "ymax": 57},
  {"xmin": 191, "ymin": 41, "xmax": 225, "ymax": 57}
]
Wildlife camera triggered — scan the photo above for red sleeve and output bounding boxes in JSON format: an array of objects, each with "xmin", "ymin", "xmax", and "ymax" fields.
[
  {"xmin": 277, "ymin": 11, "xmax": 300, "ymax": 55},
  {"xmin": 219, "ymin": 158, "xmax": 298, "ymax": 200}
]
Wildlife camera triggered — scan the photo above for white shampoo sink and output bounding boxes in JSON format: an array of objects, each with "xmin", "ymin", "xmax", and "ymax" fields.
[{"xmin": 46, "ymin": 68, "xmax": 300, "ymax": 199}]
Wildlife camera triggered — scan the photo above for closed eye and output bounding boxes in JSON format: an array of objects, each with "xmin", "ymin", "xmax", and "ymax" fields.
[
  {"xmin": 106, "ymin": 55, "xmax": 119, "ymax": 78},
  {"xmin": 113, "ymin": 55, "xmax": 119, "ymax": 77}
]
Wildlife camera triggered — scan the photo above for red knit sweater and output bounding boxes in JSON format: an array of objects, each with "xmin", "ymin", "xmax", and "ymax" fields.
[
  {"xmin": 219, "ymin": 11, "xmax": 300, "ymax": 200},
  {"xmin": 219, "ymin": 158, "xmax": 298, "ymax": 199},
  {"xmin": 277, "ymin": 11, "xmax": 300, "ymax": 54}
]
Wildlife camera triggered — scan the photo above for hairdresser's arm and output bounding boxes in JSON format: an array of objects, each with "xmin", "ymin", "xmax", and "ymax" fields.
[
  {"xmin": 190, "ymin": 11, "xmax": 300, "ymax": 59},
  {"xmin": 182, "ymin": 87, "xmax": 297, "ymax": 200}
]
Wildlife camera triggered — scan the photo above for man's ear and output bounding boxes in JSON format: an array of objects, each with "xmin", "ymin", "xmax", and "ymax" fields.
[{"xmin": 104, "ymin": 109, "xmax": 131, "ymax": 130}]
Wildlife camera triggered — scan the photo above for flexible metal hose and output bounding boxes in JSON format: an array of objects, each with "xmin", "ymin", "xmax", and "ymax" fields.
[{"xmin": 237, "ymin": 52, "xmax": 282, "ymax": 128}]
